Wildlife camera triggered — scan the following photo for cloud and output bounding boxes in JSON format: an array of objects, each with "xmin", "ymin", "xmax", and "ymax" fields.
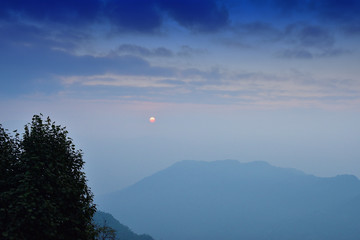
[
  {"xmin": 116, "ymin": 44, "xmax": 174, "ymax": 57},
  {"xmin": 195, "ymin": 71, "xmax": 360, "ymax": 108},
  {"xmin": 159, "ymin": 79, "xmax": 187, "ymax": 86},
  {"xmin": 0, "ymin": 0, "xmax": 230, "ymax": 33},
  {"xmin": 229, "ymin": 22, "xmax": 283, "ymax": 44},
  {"xmin": 157, "ymin": 0, "xmax": 229, "ymax": 32},
  {"xmin": 60, "ymin": 65, "xmax": 222, "ymax": 91},
  {"xmin": 245, "ymin": 0, "xmax": 360, "ymax": 23},
  {"xmin": 177, "ymin": 45, "xmax": 207, "ymax": 57},
  {"xmin": 105, "ymin": 0, "xmax": 163, "ymax": 33},
  {"xmin": 0, "ymin": 0, "xmax": 101, "ymax": 25},
  {"xmin": 277, "ymin": 49, "xmax": 313, "ymax": 59},
  {"xmin": 224, "ymin": 0, "xmax": 360, "ymax": 43},
  {"xmin": 317, "ymin": 48, "xmax": 350, "ymax": 58},
  {"xmin": 277, "ymin": 47, "xmax": 350, "ymax": 60},
  {"xmin": 309, "ymin": 0, "xmax": 360, "ymax": 23},
  {"xmin": 284, "ymin": 23, "xmax": 334, "ymax": 49},
  {"xmin": 221, "ymin": 22, "xmax": 340, "ymax": 58},
  {"xmin": 0, "ymin": 41, "xmax": 179, "ymax": 98},
  {"xmin": 240, "ymin": 22, "xmax": 282, "ymax": 40},
  {"xmin": 343, "ymin": 24, "xmax": 360, "ymax": 36},
  {"xmin": 1, "ymin": 0, "xmax": 359, "ymax": 110},
  {"xmin": 273, "ymin": 23, "xmax": 348, "ymax": 59},
  {"xmin": 55, "ymin": 64, "xmax": 360, "ymax": 109},
  {"xmin": 0, "ymin": 22, "xmax": 89, "ymax": 52},
  {"xmin": 106, "ymin": 0, "xmax": 229, "ymax": 32},
  {"xmin": 218, "ymin": 22, "xmax": 283, "ymax": 49},
  {"xmin": 62, "ymin": 74, "xmax": 179, "ymax": 88}
]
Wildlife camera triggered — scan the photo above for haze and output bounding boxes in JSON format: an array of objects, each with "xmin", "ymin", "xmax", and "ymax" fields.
[{"xmin": 1, "ymin": 0, "xmax": 360, "ymax": 196}]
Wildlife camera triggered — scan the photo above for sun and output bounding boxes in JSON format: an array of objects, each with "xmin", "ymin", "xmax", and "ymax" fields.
[{"xmin": 149, "ymin": 117, "xmax": 156, "ymax": 123}]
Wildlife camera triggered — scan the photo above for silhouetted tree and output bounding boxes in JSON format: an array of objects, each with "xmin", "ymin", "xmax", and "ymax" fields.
[
  {"xmin": 0, "ymin": 115, "xmax": 97, "ymax": 240},
  {"xmin": 0, "ymin": 125, "xmax": 21, "ymax": 239},
  {"xmin": 95, "ymin": 220, "xmax": 117, "ymax": 240}
]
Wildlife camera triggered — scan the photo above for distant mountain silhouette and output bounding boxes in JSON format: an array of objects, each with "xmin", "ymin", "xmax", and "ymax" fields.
[
  {"xmin": 93, "ymin": 211, "xmax": 154, "ymax": 240},
  {"xmin": 97, "ymin": 160, "xmax": 360, "ymax": 240}
]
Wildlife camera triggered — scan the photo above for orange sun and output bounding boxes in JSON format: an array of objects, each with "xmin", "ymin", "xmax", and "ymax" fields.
[{"xmin": 149, "ymin": 117, "xmax": 156, "ymax": 123}]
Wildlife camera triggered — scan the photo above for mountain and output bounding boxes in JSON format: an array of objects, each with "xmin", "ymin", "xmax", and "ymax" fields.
[
  {"xmin": 97, "ymin": 160, "xmax": 360, "ymax": 240},
  {"xmin": 93, "ymin": 211, "xmax": 154, "ymax": 240}
]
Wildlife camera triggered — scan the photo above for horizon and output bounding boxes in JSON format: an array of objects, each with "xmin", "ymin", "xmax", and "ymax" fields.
[
  {"xmin": 1, "ymin": 0, "xmax": 360, "ymax": 196},
  {"xmin": 96, "ymin": 158, "xmax": 360, "ymax": 195}
]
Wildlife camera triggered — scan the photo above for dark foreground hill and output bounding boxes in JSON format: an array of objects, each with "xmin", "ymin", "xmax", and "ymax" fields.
[
  {"xmin": 93, "ymin": 211, "xmax": 154, "ymax": 240},
  {"xmin": 97, "ymin": 160, "xmax": 360, "ymax": 240}
]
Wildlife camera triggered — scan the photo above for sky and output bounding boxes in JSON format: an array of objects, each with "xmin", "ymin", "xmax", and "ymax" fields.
[{"xmin": 1, "ymin": 0, "xmax": 360, "ymax": 195}]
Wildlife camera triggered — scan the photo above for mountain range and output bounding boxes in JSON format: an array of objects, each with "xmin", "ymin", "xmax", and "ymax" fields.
[{"xmin": 97, "ymin": 160, "xmax": 360, "ymax": 240}]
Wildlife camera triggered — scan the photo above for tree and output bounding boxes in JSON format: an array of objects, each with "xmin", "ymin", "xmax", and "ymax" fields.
[
  {"xmin": 0, "ymin": 125, "xmax": 21, "ymax": 239},
  {"xmin": 0, "ymin": 115, "xmax": 97, "ymax": 240},
  {"xmin": 95, "ymin": 220, "xmax": 117, "ymax": 240}
]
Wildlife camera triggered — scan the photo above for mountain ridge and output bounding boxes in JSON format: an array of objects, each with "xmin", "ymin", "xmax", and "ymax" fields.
[
  {"xmin": 97, "ymin": 160, "xmax": 360, "ymax": 240},
  {"xmin": 93, "ymin": 211, "xmax": 154, "ymax": 240}
]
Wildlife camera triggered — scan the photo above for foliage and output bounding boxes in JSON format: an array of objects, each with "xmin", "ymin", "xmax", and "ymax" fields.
[
  {"xmin": 0, "ymin": 125, "xmax": 21, "ymax": 239},
  {"xmin": 0, "ymin": 115, "xmax": 97, "ymax": 240},
  {"xmin": 95, "ymin": 220, "xmax": 117, "ymax": 240},
  {"xmin": 93, "ymin": 211, "xmax": 154, "ymax": 240}
]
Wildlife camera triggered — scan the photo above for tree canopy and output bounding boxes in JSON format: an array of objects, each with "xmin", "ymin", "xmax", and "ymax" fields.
[{"xmin": 0, "ymin": 115, "xmax": 97, "ymax": 240}]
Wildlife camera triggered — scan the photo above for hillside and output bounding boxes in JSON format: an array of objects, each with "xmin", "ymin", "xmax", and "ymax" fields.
[
  {"xmin": 93, "ymin": 211, "xmax": 154, "ymax": 240},
  {"xmin": 97, "ymin": 160, "xmax": 360, "ymax": 240}
]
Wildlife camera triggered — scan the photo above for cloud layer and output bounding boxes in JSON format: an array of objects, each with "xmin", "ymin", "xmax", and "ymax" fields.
[
  {"xmin": 1, "ymin": 0, "xmax": 359, "ymax": 109},
  {"xmin": 0, "ymin": 0, "xmax": 229, "ymax": 32}
]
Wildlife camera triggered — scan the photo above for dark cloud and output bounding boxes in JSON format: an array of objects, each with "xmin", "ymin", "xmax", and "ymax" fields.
[
  {"xmin": 298, "ymin": 25, "xmax": 334, "ymax": 48},
  {"xmin": 281, "ymin": 0, "xmax": 360, "ymax": 35},
  {"xmin": 157, "ymin": 0, "xmax": 229, "ymax": 32},
  {"xmin": 223, "ymin": 22, "xmax": 335, "ymax": 52},
  {"xmin": 244, "ymin": 0, "xmax": 306, "ymax": 15},
  {"xmin": 277, "ymin": 48, "xmax": 349, "ymax": 60},
  {"xmin": 106, "ymin": 0, "xmax": 229, "ymax": 32},
  {"xmin": 0, "ymin": 22, "xmax": 88, "ymax": 52},
  {"xmin": 248, "ymin": 0, "xmax": 360, "ymax": 21},
  {"xmin": 308, "ymin": 0, "xmax": 360, "ymax": 23},
  {"xmin": 317, "ymin": 48, "xmax": 350, "ymax": 58},
  {"xmin": 159, "ymin": 79, "xmax": 186, "ymax": 85},
  {"xmin": 285, "ymin": 23, "xmax": 334, "ymax": 49},
  {"xmin": 343, "ymin": 24, "xmax": 360, "ymax": 36},
  {"xmin": 152, "ymin": 47, "xmax": 174, "ymax": 57},
  {"xmin": 0, "ymin": 0, "xmax": 101, "ymax": 25},
  {"xmin": 277, "ymin": 49, "xmax": 313, "ymax": 59},
  {"xmin": 0, "ymin": 0, "xmax": 229, "ymax": 33},
  {"xmin": 116, "ymin": 44, "xmax": 174, "ymax": 57},
  {"xmin": 219, "ymin": 38, "xmax": 252, "ymax": 48},
  {"xmin": 105, "ymin": 0, "xmax": 162, "ymax": 33},
  {"xmin": 241, "ymin": 22, "xmax": 278, "ymax": 34},
  {"xmin": 271, "ymin": 0, "xmax": 305, "ymax": 12},
  {"xmin": 227, "ymin": 0, "xmax": 360, "ymax": 36},
  {"xmin": 0, "ymin": 41, "xmax": 177, "ymax": 97},
  {"xmin": 235, "ymin": 22, "xmax": 283, "ymax": 42},
  {"xmin": 177, "ymin": 45, "xmax": 207, "ymax": 57}
]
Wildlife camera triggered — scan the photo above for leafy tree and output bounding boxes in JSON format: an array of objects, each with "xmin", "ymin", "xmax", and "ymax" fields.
[
  {"xmin": 0, "ymin": 115, "xmax": 97, "ymax": 240},
  {"xmin": 95, "ymin": 220, "xmax": 117, "ymax": 240},
  {"xmin": 0, "ymin": 125, "xmax": 21, "ymax": 239}
]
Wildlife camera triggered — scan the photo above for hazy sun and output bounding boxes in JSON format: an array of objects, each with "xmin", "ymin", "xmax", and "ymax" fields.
[{"xmin": 149, "ymin": 117, "xmax": 156, "ymax": 123}]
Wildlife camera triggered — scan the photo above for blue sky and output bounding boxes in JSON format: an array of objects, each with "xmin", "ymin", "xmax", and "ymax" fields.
[{"xmin": 1, "ymin": 0, "xmax": 360, "ymax": 195}]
